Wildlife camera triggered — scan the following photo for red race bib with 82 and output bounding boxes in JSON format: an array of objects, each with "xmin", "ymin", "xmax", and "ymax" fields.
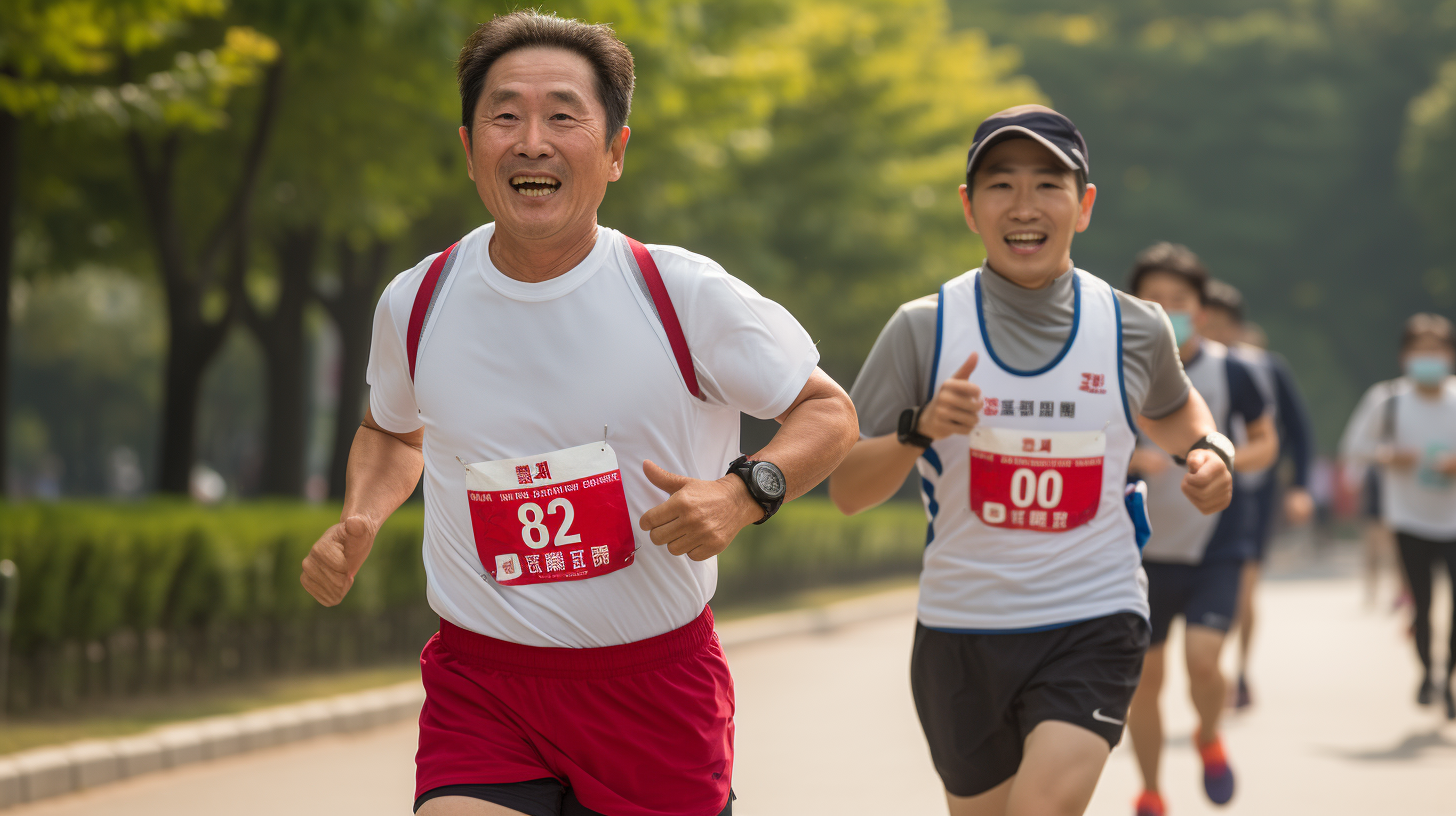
[
  {"xmin": 463, "ymin": 442, "xmax": 636, "ymax": 586},
  {"xmin": 968, "ymin": 426, "xmax": 1105, "ymax": 532}
]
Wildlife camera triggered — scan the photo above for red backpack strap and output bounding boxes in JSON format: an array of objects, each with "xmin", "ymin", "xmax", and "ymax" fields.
[
  {"xmin": 625, "ymin": 236, "xmax": 701, "ymax": 399},
  {"xmin": 406, "ymin": 242, "xmax": 459, "ymax": 382}
]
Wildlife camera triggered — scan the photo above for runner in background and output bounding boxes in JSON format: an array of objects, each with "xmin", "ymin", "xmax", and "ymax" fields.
[
  {"xmin": 299, "ymin": 12, "xmax": 858, "ymax": 816},
  {"xmin": 1125, "ymin": 245, "xmax": 1277, "ymax": 816},
  {"xmin": 1200, "ymin": 279, "xmax": 1316, "ymax": 709},
  {"xmin": 829, "ymin": 106, "xmax": 1234, "ymax": 816},
  {"xmin": 1342, "ymin": 314, "xmax": 1456, "ymax": 720},
  {"xmin": 1340, "ymin": 379, "xmax": 1403, "ymax": 608}
]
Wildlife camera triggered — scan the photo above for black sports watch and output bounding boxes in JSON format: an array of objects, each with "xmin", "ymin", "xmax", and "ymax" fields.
[
  {"xmin": 1172, "ymin": 432, "xmax": 1235, "ymax": 471},
  {"xmin": 726, "ymin": 455, "xmax": 787, "ymax": 524},
  {"xmin": 897, "ymin": 406, "xmax": 933, "ymax": 449}
]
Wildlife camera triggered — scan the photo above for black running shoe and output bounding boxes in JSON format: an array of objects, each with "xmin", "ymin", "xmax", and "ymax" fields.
[
  {"xmin": 1417, "ymin": 677, "xmax": 1436, "ymax": 706},
  {"xmin": 1444, "ymin": 683, "xmax": 1455, "ymax": 720},
  {"xmin": 1234, "ymin": 675, "xmax": 1252, "ymax": 710}
]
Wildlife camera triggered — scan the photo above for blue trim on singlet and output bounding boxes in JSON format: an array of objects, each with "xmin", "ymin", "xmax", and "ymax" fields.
[
  {"xmin": 920, "ymin": 288, "xmax": 948, "ymax": 549},
  {"xmin": 1113, "ymin": 293, "xmax": 1138, "ymax": 432},
  {"xmin": 974, "ymin": 270, "xmax": 1081, "ymax": 377},
  {"xmin": 921, "ymin": 446, "xmax": 943, "ymax": 475},
  {"xmin": 921, "ymin": 478, "xmax": 940, "ymax": 546},
  {"xmin": 927, "ymin": 284, "xmax": 946, "ymax": 402},
  {"xmin": 925, "ymin": 610, "xmax": 1146, "ymax": 635}
]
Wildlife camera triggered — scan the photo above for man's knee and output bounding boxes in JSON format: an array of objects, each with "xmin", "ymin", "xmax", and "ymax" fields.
[{"xmin": 1185, "ymin": 627, "xmax": 1227, "ymax": 680}]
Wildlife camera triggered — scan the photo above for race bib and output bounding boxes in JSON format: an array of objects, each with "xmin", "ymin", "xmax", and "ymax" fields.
[
  {"xmin": 464, "ymin": 442, "xmax": 636, "ymax": 586},
  {"xmin": 968, "ymin": 426, "xmax": 1105, "ymax": 532}
]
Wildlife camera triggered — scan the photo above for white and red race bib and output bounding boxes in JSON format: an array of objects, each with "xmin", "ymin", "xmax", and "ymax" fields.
[
  {"xmin": 968, "ymin": 426, "xmax": 1105, "ymax": 533},
  {"xmin": 464, "ymin": 442, "xmax": 636, "ymax": 586}
]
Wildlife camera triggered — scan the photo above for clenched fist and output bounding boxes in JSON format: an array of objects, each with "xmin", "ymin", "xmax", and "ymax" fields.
[
  {"xmin": 1181, "ymin": 449, "xmax": 1233, "ymax": 515},
  {"xmin": 638, "ymin": 460, "xmax": 762, "ymax": 561},
  {"xmin": 917, "ymin": 352, "xmax": 983, "ymax": 441},
  {"xmin": 301, "ymin": 516, "xmax": 376, "ymax": 606}
]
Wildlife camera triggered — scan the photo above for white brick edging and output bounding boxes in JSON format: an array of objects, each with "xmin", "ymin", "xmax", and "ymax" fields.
[{"xmin": 0, "ymin": 681, "xmax": 423, "ymax": 810}]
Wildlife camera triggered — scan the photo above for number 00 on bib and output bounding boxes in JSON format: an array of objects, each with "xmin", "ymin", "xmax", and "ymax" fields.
[
  {"xmin": 969, "ymin": 426, "xmax": 1105, "ymax": 532},
  {"xmin": 464, "ymin": 442, "xmax": 636, "ymax": 586}
]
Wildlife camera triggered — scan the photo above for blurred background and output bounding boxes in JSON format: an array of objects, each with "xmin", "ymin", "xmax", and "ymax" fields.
[{"xmin": 0, "ymin": 1, "xmax": 1453, "ymax": 812}]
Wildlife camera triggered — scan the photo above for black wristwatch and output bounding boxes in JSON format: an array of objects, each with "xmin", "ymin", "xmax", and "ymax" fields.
[
  {"xmin": 1172, "ymin": 432, "xmax": 1235, "ymax": 471},
  {"xmin": 898, "ymin": 406, "xmax": 933, "ymax": 450},
  {"xmin": 726, "ymin": 455, "xmax": 787, "ymax": 524}
]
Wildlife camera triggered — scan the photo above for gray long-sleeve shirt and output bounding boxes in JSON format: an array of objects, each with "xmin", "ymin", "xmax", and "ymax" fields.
[{"xmin": 850, "ymin": 263, "xmax": 1191, "ymax": 437}]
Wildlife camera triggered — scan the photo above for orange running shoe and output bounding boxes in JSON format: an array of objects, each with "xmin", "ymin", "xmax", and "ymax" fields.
[
  {"xmin": 1197, "ymin": 732, "xmax": 1235, "ymax": 805},
  {"xmin": 1135, "ymin": 790, "xmax": 1166, "ymax": 816}
]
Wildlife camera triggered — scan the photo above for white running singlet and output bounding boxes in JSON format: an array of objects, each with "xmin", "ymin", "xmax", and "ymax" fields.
[
  {"xmin": 367, "ymin": 223, "xmax": 819, "ymax": 648},
  {"xmin": 916, "ymin": 269, "xmax": 1149, "ymax": 632}
]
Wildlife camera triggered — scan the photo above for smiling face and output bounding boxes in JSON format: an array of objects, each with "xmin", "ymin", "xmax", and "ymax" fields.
[
  {"xmin": 458, "ymin": 46, "xmax": 628, "ymax": 243},
  {"xmin": 960, "ymin": 137, "xmax": 1096, "ymax": 289}
]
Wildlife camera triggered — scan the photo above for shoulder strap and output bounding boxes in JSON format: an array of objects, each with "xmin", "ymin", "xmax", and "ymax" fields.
[
  {"xmin": 406, "ymin": 242, "xmax": 460, "ymax": 382},
  {"xmin": 625, "ymin": 236, "xmax": 702, "ymax": 399}
]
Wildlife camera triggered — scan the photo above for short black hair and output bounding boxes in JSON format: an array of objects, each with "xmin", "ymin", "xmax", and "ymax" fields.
[
  {"xmin": 1401, "ymin": 312, "xmax": 1455, "ymax": 352},
  {"xmin": 456, "ymin": 11, "xmax": 635, "ymax": 145},
  {"xmin": 1128, "ymin": 242, "xmax": 1208, "ymax": 303},
  {"xmin": 1204, "ymin": 279, "xmax": 1244, "ymax": 323}
]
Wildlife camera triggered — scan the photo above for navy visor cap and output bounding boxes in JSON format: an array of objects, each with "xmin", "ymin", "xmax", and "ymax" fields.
[{"xmin": 965, "ymin": 107, "xmax": 1089, "ymax": 181}]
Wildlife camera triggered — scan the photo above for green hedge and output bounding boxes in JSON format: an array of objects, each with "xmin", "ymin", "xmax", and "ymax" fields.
[{"xmin": 0, "ymin": 498, "xmax": 926, "ymax": 713}]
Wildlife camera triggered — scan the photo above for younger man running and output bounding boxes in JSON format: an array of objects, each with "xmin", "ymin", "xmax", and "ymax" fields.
[
  {"xmin": 1125, "ymin": 247, "xmax": 1277, "ymax": 816},
  {"xmin": 829, "ymin": 106, "xmax": 1233, "ymax": 816},
  {"xmin": 1201, "ymin": 279, "xmax": 1315, "ymax": 708}
]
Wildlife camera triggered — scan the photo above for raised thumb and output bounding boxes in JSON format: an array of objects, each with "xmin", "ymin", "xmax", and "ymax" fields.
[
  {"xmin": 643, "ymin": 460, "xmax": 691, "ymax": 495},
  {"xmin": 953, "ymin": 351, "xmax": 979, "ymax": 380}
]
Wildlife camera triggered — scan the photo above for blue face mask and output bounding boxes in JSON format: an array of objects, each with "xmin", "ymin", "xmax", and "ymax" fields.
[
  {"xmin": 1167, "ymin": 312, "xmax": 1194, "ymax": 346},
  {"xmin": 1406, "ymin": 354, "xmax": 1451, "ymax": 386}
]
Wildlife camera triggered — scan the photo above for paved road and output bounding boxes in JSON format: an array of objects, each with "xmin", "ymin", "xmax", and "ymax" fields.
[{"xmin": 12, "ymin": 571, "xmax": 1454, "ymax": 816}]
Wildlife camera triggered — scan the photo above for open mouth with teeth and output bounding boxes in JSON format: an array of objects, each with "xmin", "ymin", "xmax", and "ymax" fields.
[
  {"xmin": 510, "ymin": 175, "xmax": 561, "ymax": 198},
  {"xmin": 1004, "ymin": 231, "xmax": 1048, "ymax": 255}
]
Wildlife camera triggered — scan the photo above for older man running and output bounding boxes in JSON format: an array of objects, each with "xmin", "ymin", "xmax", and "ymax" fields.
[{"xmin": 299, "ymin": 12, "xmax": 858, "ymax": 816}]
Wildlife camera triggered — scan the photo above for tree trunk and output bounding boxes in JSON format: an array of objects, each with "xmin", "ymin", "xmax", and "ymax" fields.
[
  {"xmin": 245, "ymin": 226, "xmax": 317, "ymax": 496},
  {"xmin": 0, "ymin": 100, "xmax": 16, "ymax": 495},
  {"xmin": 131, "ymin": 57, "xmax": 286, "ymax": 494},
  {"xmin": 321, "ymin": 239, "xmax": 391, "ymax": 500}
]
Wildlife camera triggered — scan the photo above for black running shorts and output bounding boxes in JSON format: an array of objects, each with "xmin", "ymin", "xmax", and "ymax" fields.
[
  {"xmin": 1144, "ymin": 559, "xmax": 1244, "ymax": 645},
  {"xmin": 416, "ymin": 779, "xmax": 734, "ymax": 815},
  {"xmin": 909, "ymin": 612, "xmax": 1149, "ymax": 798}
]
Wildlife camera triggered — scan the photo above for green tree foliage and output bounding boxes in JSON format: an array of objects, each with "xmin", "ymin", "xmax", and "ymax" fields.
[
  {"xmin": 949, "ymin": 0, "xmax": 1456, "ymax": 447},
  {"xmin": 1400, "ymin": 55, "xmax": 1456, "ymax": 306}
]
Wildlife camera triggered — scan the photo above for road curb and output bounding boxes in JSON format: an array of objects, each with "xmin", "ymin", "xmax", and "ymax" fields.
[{"xmin": 0, "ymin": 681, "xmax": 423, "ymax": 810}]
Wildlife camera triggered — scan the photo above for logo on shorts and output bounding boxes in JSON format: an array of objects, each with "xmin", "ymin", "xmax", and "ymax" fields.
[{"xmin": 1091, "ymin": 708, "xmax": 1124, "ymax": 725}]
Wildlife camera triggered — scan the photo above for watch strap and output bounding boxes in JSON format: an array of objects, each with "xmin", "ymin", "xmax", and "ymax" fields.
[
  {"xmin": 1173, "ymin": 434, "xmax": 1233, "ymax": 471},
  {"xmin": 727, "ymin": 455, "xmax": 784, "ymax": 524},
  {"xmin": 898, "ymin": 406, "xmax": 933, "ymax": 449}
]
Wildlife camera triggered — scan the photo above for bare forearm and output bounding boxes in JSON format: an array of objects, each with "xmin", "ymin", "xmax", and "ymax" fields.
[
  {"xmin": 1234, "ymin": 416, "xmax": 1278, "ymax": 473},
  {"xmin": 341, "ymin": 424, "xmax": 424, "ymax": 531},
  {"xmin": 1137, "ymin": 390, "xmax": 1217, "ymax": 456},
  {"xmin": 754, "ymin": 387, "xmax": 859, "ymax": 502},
  {"xmin": 828, "ymin": 434, "xmax": 921, "ymax": 515}
]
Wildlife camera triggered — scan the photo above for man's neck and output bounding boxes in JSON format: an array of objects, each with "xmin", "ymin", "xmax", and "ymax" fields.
[
  {"xmin": 983, "ymin": 258, "xmax": 1073, "ymax": 291},
  {"xmin": 489, "ymin": 219, "xmax": 600, "ymax": 283},
  {"xmin": 1178, "ymin": 335, "xmax": 1202, "ymax": 365},
  {"xmin": 1415, "ymin": 382, "xmax": 1445, "ymax": 399}
]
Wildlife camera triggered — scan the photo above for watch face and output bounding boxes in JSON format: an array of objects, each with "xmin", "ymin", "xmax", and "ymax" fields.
[{"xmin": 752, "ymin": 463, "xmax": 785, "ymax": 499}]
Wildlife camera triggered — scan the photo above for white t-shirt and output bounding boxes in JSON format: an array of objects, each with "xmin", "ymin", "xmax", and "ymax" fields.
[
  {"xmin": 367, "ymin": 223, "xmax": 819, "ymax": 647},
  {"xmin": 1342, "ymin": 377, "xmax": 1456, "ymax": 540}
]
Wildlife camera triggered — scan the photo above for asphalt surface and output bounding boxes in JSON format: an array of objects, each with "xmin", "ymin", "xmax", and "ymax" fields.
[{"xmin": 10, "ymin": 564, "xmax": 1454, "ymax": 816}]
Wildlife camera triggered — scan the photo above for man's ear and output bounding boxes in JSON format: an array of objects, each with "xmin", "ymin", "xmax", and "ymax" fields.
[
  {"xmin": 458, "ymin": 125, "xmax": 475, "ymax": 182},
  {"xmin": 1074, "ymin": 183, "xmax": 1097, "ymax": 233},
  {"xmin": 607, "ymin": 126, "xmax": 630, "ymax": 182},
  {"xmin": 959, "ymin": 184, "xmax": 980, "ymax": 235}
]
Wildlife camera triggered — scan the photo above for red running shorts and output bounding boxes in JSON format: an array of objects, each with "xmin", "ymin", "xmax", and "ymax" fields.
[{"xmin": 415, "ymin": 606, "xmax": 734, "ymax": 816}]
